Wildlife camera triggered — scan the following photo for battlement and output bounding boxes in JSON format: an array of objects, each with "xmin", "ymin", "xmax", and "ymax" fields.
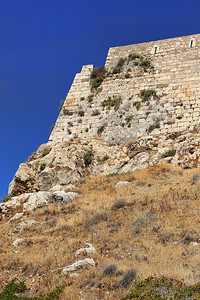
[{"xmin": 49, "ymin": 33, "xmax": 200, "ymax": 145}]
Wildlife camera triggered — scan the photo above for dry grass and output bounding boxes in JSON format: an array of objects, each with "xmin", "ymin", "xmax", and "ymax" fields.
[{"xmin": 0, "ymin": 163, "xmax": 200, "ymax": 299}]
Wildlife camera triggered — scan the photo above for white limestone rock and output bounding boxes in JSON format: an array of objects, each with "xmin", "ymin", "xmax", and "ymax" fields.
[
  {"xmin": 116, "ymin": 181, "xmax": 130, "ymax": 187},
  {"xmin": 12, "ymin": 238, "xmax": 24, "ymax": 247},
  {"xmin": 8, "ymin": 213, "xmax": 24, "ymax": 223},
  {"xmin": 13, "ymin": 220, "xmax": 39, "ymax": 233},
  {"xmin": 75, "ymin": 243, "xmax": 96, "ymax": 256},
  {"xmin": 61, "ymin": 258, "xmax": 95, "ymax": 275}
]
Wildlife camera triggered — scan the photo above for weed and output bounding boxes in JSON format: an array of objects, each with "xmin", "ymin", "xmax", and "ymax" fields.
[
  {"xmin": 125, "ymin": 73, "xmax": 131, "ymax": 78},
  {"xmin": 148, "ymin": 123, "xmax": 160, "ymax": 133},
  {"xmin": 111, "ymin": 198, "xmax": 127, "ymax": 211},
  {"xmin": 102, "ymin": 95, "xmax": 122, "ymax": 111},
  {"xmin": 40, "ymin": 162, "xmax": 47, "ymax": 171},
  {"xmin": 0, "ymin": 194, "xmax": 16, "ymax": 203},
  {"xmin": 106, "ymin": 172, "xmax": 120, "ymax": 178},
  {"xmin": 80, "ymin": 97, "xmax": 85, "ymax": 100},
  {"xmin": 85, "ymin": 128, "xmax": 89, "ymax": 132},
  {"xmin": 132, "ymin": 212, "xmax": 155, "ymax": 234},
  {"xmin": 133, "ymin": 101, "xmax": 141, "ymax": 110},
  {"xmin": 161, "ymin": 149, "xmax": 176, "ymax": 158},
  {"xmin": 125, "ymin": 115, "xmax": 134, "ymax": 124},
  {"xmin": 85, "ymin": 210, "xmax": 108, "ymax": 228},
  {"xmin": 84, "ymin": 150, "xmax": 94, "ymax": 166},
  {"xmin": 50, "ymin": 125, "xmax": 55, "ymax": 132},
  {"xmin": 88, "ymin": 95, "xmax": 94, "ymax": 103},
  {"xmin": 90, "ymin": 66, "xmax": 106, "ymax": 91},
  {"xmin": 78, "ymin": 110, "xmax": 85, "ymax": 117},
  {"xmin": 97, "ymin": 125, "xmax": 105, "ymax": 135},
  {"xmin": 41, "ymin": 150, "xmax": 51, "ymax": 157},
  {"xmin": 112, "ymin": 67, "xmax": 121, "ymax": 74},
  {"xmin": 102, "ymin": 263, "xmax": 117, "ymax": 277},
  {"xmin": 139, "ymin": 59, "xmax": 153, "ymax": 72},
  {"xmin": 119, "ymin": 269, "xmax": 136, "ymax": 289},
  {"xmin": 140, "ymin": 89, "xmax": 157, "ymax": 102}
]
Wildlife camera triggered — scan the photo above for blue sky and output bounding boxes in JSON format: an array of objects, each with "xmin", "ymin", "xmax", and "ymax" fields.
[{"xmin": 0, "ymin": 0, "xmax": 200, "ymax": 198}]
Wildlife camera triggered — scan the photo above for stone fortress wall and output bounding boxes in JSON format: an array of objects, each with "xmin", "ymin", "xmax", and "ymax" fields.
[{"xmin": 49, "ymin": 33, "xmax": 200, "ymax": 145}]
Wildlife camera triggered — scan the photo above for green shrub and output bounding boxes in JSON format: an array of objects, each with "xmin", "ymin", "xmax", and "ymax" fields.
[
  {"xmin": 148, "ymin": 123, "xmax": 160, "ymax": 133},
  {"xmin": 97, "ymin": 125, "xmax": 105, "ymax": 135},
  {"xmin": 40, "ymin": 162, "xmax": 47, "ymax": 171},
  {"xmin": 133, "ymin": 101, "xmax": 141, "ymax": 110},
  {"xmin": 125, "ymin": 73, "xmax": 131, "ymax": 78},
  {"xmin": 41, "ymin": 150, "xmax": 51, "ymax": 157},
  {"xmin": 78, "ymin": 110, "xmax": 85, "ymax": 117},
  {"xmin": 112, "ymin": 67, "xmax": 121, "ymax": 74},
  {"xmin": 139, "ymin": 59, "xmax": 153, "ymax": 72},
  {"xmin": 0, "ymin": 278, "xmax": 71, "ymax": 299},
  {"xmin": 84, "ymin": 150, "xmax": 94, "ymax": 166},
  {"xmin": 140, "ymin": 89, "xmax": 157, "ymax": 102},
  {"xmin": 90, "ymin": 66, "xmax": 106, "ymax": 91},
  {"xmin": 125, "ymin": 115, "xmax": 134, "ymax": 123},
  {"xmin": 85, "ymin": 128, "xmax": 89, "ymax": 132},
  {"xmin": 128, "ymin": 53, "xmax": 141, "ymax": 61},
  {"xmin": 80, "ymin": 97, "xmax": 85, "ymax": 100},
  {"xmin": 0, "ymin": 194, "xmax": 15, "ymax": 203},
  {"xmin": 102, "ymin": 95, "xmax": 122, "ymax": 111},
  {"xmin": 88, "ymin": 95, "xmax": 94, "ymax": 102},
  {"xmin": 161, "ymin": 149, "xmax": 176, "ymax": 158}
]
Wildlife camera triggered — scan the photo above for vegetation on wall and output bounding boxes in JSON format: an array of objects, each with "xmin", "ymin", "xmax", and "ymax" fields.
[
  {"xmin": 102, "ymin": 95, "xmax": 122, "ymax": 111},
  {"xmin": 84, "ymin": 150, "xmax": 94, "ymax": 166},
  {"xmin": 140, "ymin": 89, "xmax": 157, "ymax": 102},
  {"xmin": 90, "ymin": 66, "xmax": 106, "ymax": 91}
]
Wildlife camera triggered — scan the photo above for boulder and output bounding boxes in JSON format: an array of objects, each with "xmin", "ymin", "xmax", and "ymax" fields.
[
  {"xmin": 8, "ymin": 213, "xmax": 24, "ymax": 223},
  {"xmin": 61, "ymin": 258, "xmax": 95, "ymax": 275},
  {"xmin": 75, "ymin": 243, "xmax": 96, "ymax": 256},
  {"xmin": 13, "ymin": 220, "xmax": 39, "ymax": 233}
]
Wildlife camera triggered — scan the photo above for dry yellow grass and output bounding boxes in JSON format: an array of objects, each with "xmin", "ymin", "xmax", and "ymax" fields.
[{"xmin": 0, "ymin": 163, "xmax": 200, "ymax": 299}]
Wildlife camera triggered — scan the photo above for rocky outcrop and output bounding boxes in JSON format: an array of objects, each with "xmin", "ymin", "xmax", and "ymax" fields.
[{"xmin": 8, "ymin": 131, "xmax": 200, "ymax": 197}]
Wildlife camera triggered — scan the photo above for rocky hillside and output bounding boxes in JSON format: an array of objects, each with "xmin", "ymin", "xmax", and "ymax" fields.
[{"xmin": 1, "ymin": 164, "xmax": 200, "ymax": 299}]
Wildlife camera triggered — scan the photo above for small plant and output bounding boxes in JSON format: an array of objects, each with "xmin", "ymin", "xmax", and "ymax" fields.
[
  {"xmin": 119, "ymin": 269, "xmax": 136, "ymax": 289},
  {"xmin": 148, "ymin": 122, "xmax": 160, "ymax": 133},
  {"xmin": 111, "ymin": 198, "xmax": 127, "ymax": 211},
  {"xmin": 0, "ymin": 194, "xmax": 16, "ymax": 203},
  {"xmin": 146, "ymin": 111, "xmax": 151, "ymax": 117},
  {"xmin": 177, "ymin": 115, "xmax": 183, "ymax": 119},
  {"xmin": 102, "ymin": 264, "xmax": 117, "ymax": 277},
  {"xmin": 132, "ymin": 212, "xmax": 155, "ymax": 234},
  {"xmin": 125, "ymin": 115, "xmax": 134, "ymax": 123},
  {"xmin": 40, "ymin": 162, "xmax": 47, "ymax": 171},
  {"xmin": 41, "ymin": 150, "xmax": 51, "ymax": 157},
  {"xmin": 85, "ymin": 128, "xmax": 89, "ymax": 132},
  {"xmin": 50, "ymin": 125, "xmax": 55, "ymax": 132},
  {"xmin": 80, "ymin": 97, "xmax": 85, "ymax": 100},
  {"xmin": 139, "ymin": 59, "xmax": 153, "ymax": 72},
  {"xmin": 63, "ymin": 109, "xmax": 73, "ymax": 116},
  {"xmin": 128, "ymin": 53, "xmax": 141, "ymax": 61},
  {"xmin": 140, "ymin": 89, "xmax": 157, "ymax": 102},
  {"xmin": 0, "ymin": 278, "xmax": 71, "ymax": 299},
  {"xmin": 133, "ymin": 101, "xmax": 141, "ymax": 110},
  {"xmin": 88, "ymin": 95, "xmax": 94, "ymax": 102},
  {"xmin": 90, "ymin": 66, "xmax": 106, "ymax": 91},
  {"xmin": 106, "ymin": 172, "xmax": 120, "ymax": 178},
  {"xmin": 84, "ymin": 150, "xmax": 94, "ymax": 166},
  {"xmin": 161, "ymin": 149, "xmax": 176, "ymax": 158},
  {"xmin": 112, "ymin": 67, "xmax": 121, "ymax": 74},
  {"xmin": 102, "ymin": 95, "xmax": 122, "ymax": 111},
  {"xmin": 97, "ymin": 125, "xmax": 105, "ymax": 135},
  {"xmin": 78, "ymin": 110, "xmax": 85, "ymax": 117},
  {"xmin": 125, "ymin": 73, "xmax": 131, "ymax": 78},
  {"xmin": 85, "ymin": 210, "xmax": 108, "ymax": 228}
]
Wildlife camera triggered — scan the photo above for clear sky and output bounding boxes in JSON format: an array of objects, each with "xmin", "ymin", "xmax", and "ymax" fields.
[{"xmin": 0, "ymin": 0, "xmax": 200, "ymax": 198}]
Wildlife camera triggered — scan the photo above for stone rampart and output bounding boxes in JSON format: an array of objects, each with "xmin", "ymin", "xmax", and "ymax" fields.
[{"xmin": 49, "ymin": 33, "xmax": 200, "ymax": 145}]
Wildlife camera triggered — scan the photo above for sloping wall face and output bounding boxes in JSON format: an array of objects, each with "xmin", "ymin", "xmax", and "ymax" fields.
[{"xmin": 49, "ymin": 33, "xmax": 200, "ymax": 145}]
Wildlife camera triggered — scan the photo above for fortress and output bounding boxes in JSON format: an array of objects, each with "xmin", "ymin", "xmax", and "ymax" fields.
[{"xmin": 49, "ymin": 33, "xmax": 200, "ymax": 145}]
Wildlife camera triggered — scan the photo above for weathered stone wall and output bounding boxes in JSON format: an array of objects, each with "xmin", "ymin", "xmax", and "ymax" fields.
[{"xmin": 49, "ymin": 33, "xmax": 200, "ymax": 145}]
